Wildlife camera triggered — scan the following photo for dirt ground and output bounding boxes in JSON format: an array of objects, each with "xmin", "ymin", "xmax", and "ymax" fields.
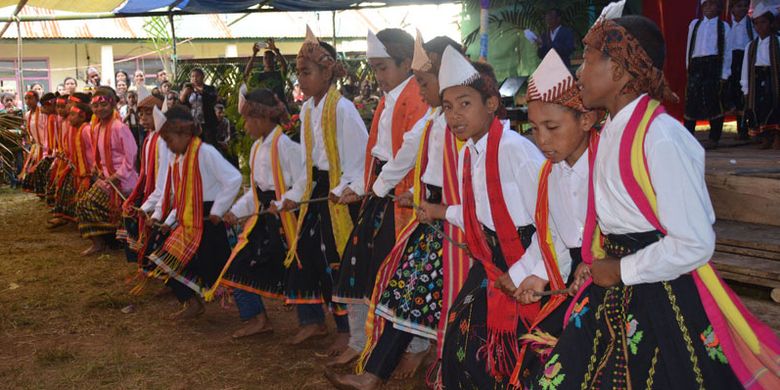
[
  {"xmin": 1, "ymin": 188, "xmax": 779, "ymax": 389},
  {"xmin": 0, "ymin": 189, "xmax": 425, "ymax": 390}
]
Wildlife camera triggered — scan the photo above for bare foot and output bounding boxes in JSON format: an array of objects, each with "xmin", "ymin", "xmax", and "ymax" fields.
[
  {"xmin": 325, "ymin": 331, "xmax": 350, "ymax": 357},
  {"xmin": 47, "ymin": 218, "xmax": 67, "ymax": 228},
  {"xmin": 391, "ymin": 346, "xmax": 431, "ymax": 380},
  {"xmin": 324, "ymin": 369, "xmax": 382, "ymax": 390},
  {"xmin": 325, "ymin": 346, "xmax": 360, "ymax": 368},
  {"xmin": 80, "ymin": 243, "xmax": 105, "ymax": 257},
  {"xmin": 289, "ymin": 323, "xmax": 328, "ymax": 345},
  {"xmin": 232, "ymin": 314, "xmax": 273, "ymax": 339},
  {"xmin": 169, "ymin": 297, "xmax": 205, "ymax": 320}
]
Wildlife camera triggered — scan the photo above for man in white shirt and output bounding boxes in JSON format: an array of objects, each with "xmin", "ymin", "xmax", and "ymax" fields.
[{"xmin": 724, "ymin": 0, "xmax": 754, "ymax": 140}]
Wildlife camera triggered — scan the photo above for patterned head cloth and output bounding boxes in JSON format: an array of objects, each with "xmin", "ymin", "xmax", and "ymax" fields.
[
  {"xmin": 138, "ymin": 95, "xmax": 163, "ymax": 110},
  {"xmin": 238, "ymin": 83, "xmax": 290, "ymax": 123},
  {"xmin": 297, "ymin": 25, "xmax": 346, "ymax": 79},
  {"xmin": 583, "ymin": 1, "xmax": 678, "ymax": 103},
  {"xmin": 527, "ymin": 49, "xmax": 587, "ymax": 112}
]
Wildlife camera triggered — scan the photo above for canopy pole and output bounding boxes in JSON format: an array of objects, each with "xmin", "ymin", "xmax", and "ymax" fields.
[
  {"xmin": 169, "ymin": 12, "xmax": 177, "ymax": 81},
  {"xmin": 16, "ymin": 17, "xmax": 25, "ymax": 113},
  {"xmin": 331, "ymin": 11, "xmax": 337, "ymax": 51},
  {"xmin": 0, "ymin": 0, "xmax": 28, "ymax": 38}
]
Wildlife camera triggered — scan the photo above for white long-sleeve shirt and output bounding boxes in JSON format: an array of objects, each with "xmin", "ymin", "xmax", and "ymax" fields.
[
  {"xmin": 230, "ymin": 128, "xmax": 303, "ymax": 219},
  {"xmin": 686, "ymin": 17, "xmax": 732, "ymax": 79},
  {"xmin": 153, "ymin": 142, "xmax": 242, "ymax": 226},
  {"xmin": 372, "ymin": 76, "xmax": 413, "ymax": 162},
  {"xmin": 594, "ymin": 95, "xmax": 715, "ymax": 286},
  {"xmin": 726, "ymin": 16, "xmax": 755, "ymax": 54},
  {"xmin": 445, "ymin": 122, "xmax": 544, "ymax": 280},
  {"xmin": 740, "ymin": 36, "xmax": 780, "ymax": 95},
  {"xmin": 372, "ymin": 107, "xmax": 444, "ymax": 196},
  {"xmin": 509, "ymin": 153, "xmax": 588, "ymax": 286},
  {"xmin": 140, "ymin": 134, "xmax": 173, "ymax": 213},
  {"xmin": 282, "ymin": 92, "xmax": 368, "ymax": 201}
]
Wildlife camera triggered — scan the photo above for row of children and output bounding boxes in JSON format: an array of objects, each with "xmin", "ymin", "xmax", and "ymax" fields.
[
  {"xmin": 17, "ymin": 0, "xmax": 780, "ymax": 388},
  {"xmin": 685, "ymin": 0, "xmax": 780, "ymax": 149}
]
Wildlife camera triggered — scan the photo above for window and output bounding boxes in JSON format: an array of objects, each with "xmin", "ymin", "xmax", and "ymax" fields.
[
  {"xmin": 0, "ymin": 58, "xmax": 51, "ymax": 94},
  {"xmin": 115, "ymin": 56, "xmax": 167, "ymax": 87}
]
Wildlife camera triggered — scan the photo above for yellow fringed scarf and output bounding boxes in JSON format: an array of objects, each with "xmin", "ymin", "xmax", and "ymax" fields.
[{"xmin": 285, "ymin": 87, "xmax": 354, "ymax": 267}]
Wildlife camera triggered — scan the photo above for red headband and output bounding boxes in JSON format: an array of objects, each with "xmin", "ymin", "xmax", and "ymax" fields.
[
  {"xmin": 25, "ymin": 91, "xmax": 36, "ymax": 97},
  {"xmin": 70, "ymin": 106, "xmax": 83, "ymax": 115},
  {"xmin": 91, "ymin": 95, "xmax": 113, "ymax": 105},
  {"xmin": 68, "ymin": 95, "xmax": 81, "ymax": 103},
  {"xmin": 56, "ymin": 98, "xmax": 66, "ymax": 104}
]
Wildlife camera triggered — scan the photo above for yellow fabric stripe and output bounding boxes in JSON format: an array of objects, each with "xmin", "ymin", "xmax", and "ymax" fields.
[
  {"xmin": 321, "ymin": 87, "xmax": 353, "ymax": 257},
  {"xmin": 271, "ymin": 127, "xmax": 298, "ymax": 245},
  {"xmin": 631, "ymin": 99, "xmax": 661, "ymax": 216}
]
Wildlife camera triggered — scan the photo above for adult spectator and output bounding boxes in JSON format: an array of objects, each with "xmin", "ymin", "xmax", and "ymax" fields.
[
  {"xmin": 156, "ymin": 69, "xmax": 168, "ymax": 86},
  {"xmin": 63, "ymin": 77, "xmax": 78, "ymax": 95},
  {"xmin": 535, "ymin": 8, "xmax": 576, "ymax": 68},
  {"xmin": 132, "ymin": 70, "xmax": 146, "ymax": 91},
  {"xmin": 246, "ymin": 38, "xmax": 287, "ymax": 102},
  {"xmin": 86, "ymin": 67, "xmax": 101, "ymax": 87},
  {"xmin": 29, "ymin": 83, "xmax": 44, "ymax": 97},
  {"xmin": 160, "ymin": 80, "xmax": 172, "ymax": 95},
  {"xmin": 115, "ymin": 70, "xmax": 129, "ymax": 87},
  {"xmin": 116, "ymin": 80, "xmax": 128, "ymax": 99},
  {"xmin": 180, "ymin": 68, "xmax": 218, "ymax": 145}
]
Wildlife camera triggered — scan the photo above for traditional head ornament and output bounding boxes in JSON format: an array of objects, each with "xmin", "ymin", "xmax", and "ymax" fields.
[
  {"xmin": 438, "ymin": 45, "xmax": 480, "ymax": 94},
  {"xmin": 24, "ymin": 90, "xmax": 36, "ymax": 98},
  {"xmin": 153, "ymin": 105, "xmax": 167, "ymax": 132},
  {"xmin": 583, "ymin": 0, "xmax": 678, "ymax": 102},
  {"xmin": 411, "ymin": 29, "xmax": 432, "ymax": 73},
  {"xmin": 56, "ymin": 97, "xmax": 67, "ymax": 105},
  {"xmin": 297, "ymin": 25, "xmax": 346, "ymax": 78},
  {"xmin": 752, "ymin": 0, "xmax": 780, "ymax": 19},
  {"xmin": 366, "ymin": 29, "xmax": 391, "ymax": 58},
  {"xmin": 527, "ymin": 49, "xmax": 587, "ymax": 112},
  {"xmin": 90, "ymin": 95, "xmax": 114, "ymax": 105},
  {"xmin": 238, "ymin": 83, "xmax": 290, "ymax": 123}
]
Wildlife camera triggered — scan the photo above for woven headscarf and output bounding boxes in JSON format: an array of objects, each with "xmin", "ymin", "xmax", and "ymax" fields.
[
  {"xmin": 238, "ymin": 87, "xmax": 290, "ymax": 123},
  {"xmin": 527, "ymin": 49, "xmax": 588, "ymax": 113},
  {"xmin": 297, "ymin": 26, "xmax": 346, "ymax": 79},
  {"xmin": 583, "ymin": 19, "xmax": 678, "ymax": 103}
]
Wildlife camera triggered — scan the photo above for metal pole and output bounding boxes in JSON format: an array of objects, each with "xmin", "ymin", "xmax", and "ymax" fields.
[
  {"xmin": 168, "ymin": 12, "xmax": 177, "ymax": 81},
  {"xmin": 16, "ymin": 18, "xmax": 25, "ymax": 113},
  {"xmin": 0, "ymin": 0, "xmax": 27, "ymax": 39}
]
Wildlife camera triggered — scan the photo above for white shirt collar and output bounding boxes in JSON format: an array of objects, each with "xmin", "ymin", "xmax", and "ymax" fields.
[
  {"xmin": 732, "ymin": 16, "xmax": 746, "ymax": 26},
  {"xmin": 558, "ymin": 149, "xmax": 589, "ymax": 178},
  {"xmin": 261, "ymin": 126, "xmax": 280, "ymax": 147},
  {"xmin": 386, "ymin": 76, "xmax": 412, "ymax": 103},
  {"xmin": 703, "ymin": 15, "xmax": 719, "ymax": 23},
  {"xmin": 605, "ymin": 94, "xmax": 647, "ymax": 136}
]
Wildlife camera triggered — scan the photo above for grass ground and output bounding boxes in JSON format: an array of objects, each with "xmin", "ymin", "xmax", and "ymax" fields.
[
  {"xmin": 0, "ymin": 188, "xmax": 425, "ymax": 389},
  {"xmin": 1, "ymin": 187, "xmax": 778, "ymax": 389}
]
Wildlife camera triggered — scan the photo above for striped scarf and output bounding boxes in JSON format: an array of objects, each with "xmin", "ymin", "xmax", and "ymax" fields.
[{"xmin": 149, "ymin": 137, "xmax": 204, "ymax": 278}]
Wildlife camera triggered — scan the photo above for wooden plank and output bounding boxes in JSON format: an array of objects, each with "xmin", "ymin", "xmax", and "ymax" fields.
[
  {"xmin": 715, "ymin": 244, "xmax": 780, "ymax": 261},
  {"xmin": 711, "ymin": 252, "xmax": 780, "ymax": 280},
  {"xmin": 714, "ymin": 220, "xmax": 780, "ymax": 254},
  {"xmin": 716, "ymin": 270, "xmax": 780, "ymax": 290},
  {"xmin": 707, "ymin": 173, "xmax": 780, "ymax": 227}
]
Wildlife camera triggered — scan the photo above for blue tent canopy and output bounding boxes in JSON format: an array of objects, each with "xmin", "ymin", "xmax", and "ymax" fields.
[{"xmin": 117, "ymin": 0, "xmax": 448, "ymax": 14}]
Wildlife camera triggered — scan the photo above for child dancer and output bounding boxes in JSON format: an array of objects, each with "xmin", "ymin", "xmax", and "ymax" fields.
[
  {"xmin": 510, "ymin": 49, "xmax": 599, "ymax": 386},
  {"xmin": 325, "ymin": 34, "xmax": 465, "ymax": 389},
  {"xmin": 275, "ymin": 27, "xmax": 367, "ymax": 349},
  {"xmin": 420, "ymin": 46, "xmax": 546, "ymax": 388},
  {"xmin": 684, "ymin": 0, "xmax": 731, "ymax": 148},
  {"xmin": 724, "ymin": 0, "xmax": 754, "ymax": 140},
  {"xmin": 52, "ymin": 97, "xmax": 94, "ymax": 224},
  {"xmin": 212, "ymin": 87, "xmax": 302, "ymax": 338},
  {"xmin": 742, "ymin": 3, "xmax": 780, "ymax": 149},
  {"xmin": 531, "ymin": 9, "xmax": 780, "ymax": 389},
  {"xmin": 118, "ymin": 89, "xmax": 169, "ymax": 266},
  {"xmin": 20, "ymin": 91, "xmax": 44, "ymax": 192},
  {"xmin": 76, "ymin": 87, "xmax": 138, "ymax": 256},
  {"xmin": 150, "ymin": 105, "xmax": 241, "ymax": 320},
  {"xmin": 330, "ymin": 28, "xmax": 428, "ymax": 367},
  {"xmin": 46, "ymin": 94, "xmax": 72, "ymax": 227}
]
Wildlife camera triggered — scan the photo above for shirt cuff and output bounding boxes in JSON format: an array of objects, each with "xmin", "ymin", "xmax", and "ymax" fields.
[
  {"xmin": 508, "ymin": 261, "xmax": 532, "ymax": 288},
  {"xmin": 530, "ymin": 260, "xmax": 550, "ymax": 283},
  {"xmin": 331, "ymin": 181, "xmax": 348, "ymax": 197},
  {"xmin": 444, "ymin": 205, "xmax": 463, "ymax": 230},
  {"xmin": 619, "ymin": 254, "xmax": 641, "ymax": 286},
  {"xmin": 140, "ymin": 200, "xmax": 155, "ymax": 214},
  {"xmin": 372, "ymin": 176, "xmax": 393, "ymax": 198}
]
